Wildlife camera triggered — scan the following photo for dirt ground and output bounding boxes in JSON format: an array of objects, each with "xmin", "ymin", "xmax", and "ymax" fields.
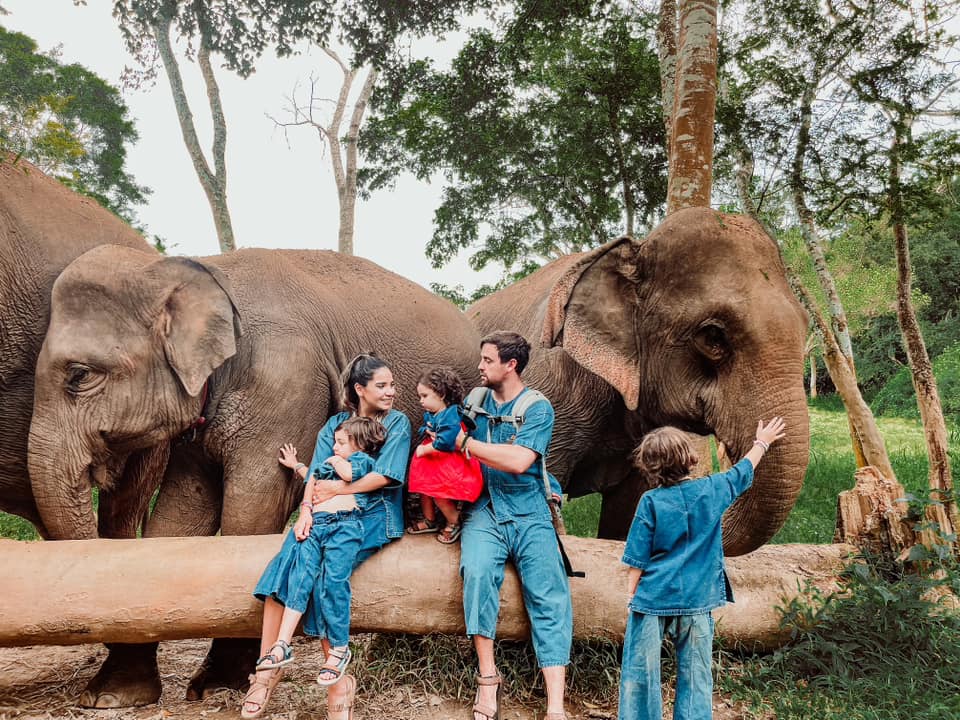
[{"xmin": 0, "ymin": 638, "xmax": 753, "ymax": 720}]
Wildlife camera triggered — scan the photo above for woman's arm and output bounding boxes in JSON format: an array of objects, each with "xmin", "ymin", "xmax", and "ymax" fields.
[{"xmin": 311, "ymin": 471, "xmax": 389, "ymax": 504}]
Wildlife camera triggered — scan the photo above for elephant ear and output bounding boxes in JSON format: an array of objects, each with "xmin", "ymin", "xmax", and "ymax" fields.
[
  {"xmin": 149, "ymin": 257, "xmax": 243, "ymax": 397},
  {"xmin": 541, "ymin": 236, "xmax": 643, "ymax": 410}
]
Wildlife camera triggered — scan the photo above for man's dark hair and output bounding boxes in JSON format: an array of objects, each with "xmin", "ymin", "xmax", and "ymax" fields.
[{"xmin": 480, "ymin": 331, "xmax": 531, "ymax": 376}]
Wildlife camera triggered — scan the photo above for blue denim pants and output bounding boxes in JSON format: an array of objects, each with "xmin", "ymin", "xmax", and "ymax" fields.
[
  {"xmin": 459, "ymin": 504, "xmax": 572, "ymax": 667},
  {"xmin": 253, "ymin": 511, "xmax": 362, "ymax": 647},
  {"xmin": 618, "ymin": 612, "xmax": 714, "ymax": 720}
]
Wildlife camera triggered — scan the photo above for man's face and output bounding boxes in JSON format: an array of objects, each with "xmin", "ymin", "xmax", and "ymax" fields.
[{"xmin": 478, "ymin": 343, "xmax": 515, "ymax": 388}]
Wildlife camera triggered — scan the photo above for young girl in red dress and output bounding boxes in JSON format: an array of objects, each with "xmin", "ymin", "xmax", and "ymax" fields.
[{"xmin": 406, "ymin": 366, "xmax": 483, "ymax": 543}]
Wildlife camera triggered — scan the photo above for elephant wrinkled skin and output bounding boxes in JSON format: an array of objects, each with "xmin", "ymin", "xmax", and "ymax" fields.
[
  {"xmin": 28, "ymin": 244, "xmax": 480, "ymax": 706},
  {"xmin": 468, "ymin": 207, "xmax": 810, "ymax": 555}
]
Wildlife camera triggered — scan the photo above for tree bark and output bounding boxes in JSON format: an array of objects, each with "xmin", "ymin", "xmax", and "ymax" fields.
[
  {"xmin": 887, "ymin": 124, "xmax": 958, "ymax": 541},
  {"xmin": 656, "ymin": 0, "xmax": 678, "ymax": 143},
  {"xmin": 665, "ymin": 0, "xmax": 717, "ymax": 213},
  {"xmin": 153, "ymin": 15, "xmax": 235, "ymax": 252},
  {"xmin": 0, "ymin": 536, "xmax": 854, "ymax": 651}
]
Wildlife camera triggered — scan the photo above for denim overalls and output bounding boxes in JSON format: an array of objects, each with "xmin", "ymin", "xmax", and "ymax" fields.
[{"xmin": 459, "ymin": 388, "xmax": 573, "ymax": 668}]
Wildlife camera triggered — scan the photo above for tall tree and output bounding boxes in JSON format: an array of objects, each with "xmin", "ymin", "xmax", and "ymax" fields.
[
  {"xmin": 270, "ymin": 50, "xmax": 378, "ymax": 255},
  {"xmin": 361, "ymin": 3, "xmax": 667, "ymax": 278},
  {"xmin": 0, "ymin": 24, "xmax": 147, "ymax": 220},
  {"xmin": 111, "ymin": 0, "xmax": 338, "ymax": 252},
  {"xmin": 659, "ymin": 0, "xmax": 718, "ymax": 213},
  {"xmin": 845, "ymin": 2, "xmax": 960, "ymax": 536}
]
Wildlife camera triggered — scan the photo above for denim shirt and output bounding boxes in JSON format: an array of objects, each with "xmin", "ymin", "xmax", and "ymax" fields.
[
  {"xmin": 467, "ymin": 388, "xmax": 554, "ymax": 524},
  {"xmin": 311, "ymin": 451, "xmax": 377, "ymax": 511},
  {"xmin": 622, "ymin": 458, "xmax": 755, "ymax": 616},
  {"xmin": 306, "ymin": 409, "xmax": 411, "ymax": 539},
  {"xmin": 418, "ymin": 404, "xmax": 463, "ymax": 452}
]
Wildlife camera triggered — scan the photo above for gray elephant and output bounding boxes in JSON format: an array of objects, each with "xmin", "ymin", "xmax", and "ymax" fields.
[
  {"xmin": 0, "ymin": 155, "xmax": 152, "ymax": 533},
  {"xmin": 28, "ymin": 243, "xmax": 481, "ymax": 707},
  {"xmin": 468, "ymin": 207, "xmax": 810, "ymax": 555}
]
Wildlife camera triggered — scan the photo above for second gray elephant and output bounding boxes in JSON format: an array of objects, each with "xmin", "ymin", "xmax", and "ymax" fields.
[
  {"xmin": 468, "ymin": 207, "xmax": 810, "ymax": 555},
  {"xmin": 28, "ymin": 245, "xmax": 480, "ymax": 706}
]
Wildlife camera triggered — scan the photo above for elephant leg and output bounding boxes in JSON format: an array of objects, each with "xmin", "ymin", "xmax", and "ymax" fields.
[
  {"xmin": 179, "ymin": 455, "xmax": 302, "ymax": 700},
  {"xmin": 140, "ymin": 443, "xmax": 255, "ymax": 700},
  {"xmin": 78, "ymin": 642, "xmax": 161, "ymax": 708},
  {"xmin": 597, "ymin": 471, "xmax": 649, "ymax": 540}
]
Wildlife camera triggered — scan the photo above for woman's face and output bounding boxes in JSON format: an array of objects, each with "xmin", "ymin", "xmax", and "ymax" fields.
[{"xmin": 355, "ymin": 367, "xmax": 396, "ymax": 415}]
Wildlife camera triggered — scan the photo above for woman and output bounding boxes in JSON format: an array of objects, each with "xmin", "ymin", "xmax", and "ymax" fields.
[{"xmin": 242, "ymin": 353, "xmax": 411, "ymax": 720}]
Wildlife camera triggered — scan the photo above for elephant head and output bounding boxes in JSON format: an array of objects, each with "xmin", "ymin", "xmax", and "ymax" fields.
[
  {"xmin": 28, "ymin": 246, "xmax": 242, "ymax": 540},
  {"xmin": 542, "ymin": 207, "xmax": 810, "ymax": 555}
]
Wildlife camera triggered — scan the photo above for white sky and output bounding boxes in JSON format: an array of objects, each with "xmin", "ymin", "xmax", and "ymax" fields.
[{"xmin": 2, "ymin": 1, "xmax": 501, "ymax": 292}]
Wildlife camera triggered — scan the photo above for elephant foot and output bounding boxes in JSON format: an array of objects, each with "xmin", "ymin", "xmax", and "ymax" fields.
[
  {"xmin": 185, "ymin": 638, "xmax": 260, "ymax": 700},
  {"xmin": 78, "ymin": 643, "xmax": 161, "ymax": 708}
]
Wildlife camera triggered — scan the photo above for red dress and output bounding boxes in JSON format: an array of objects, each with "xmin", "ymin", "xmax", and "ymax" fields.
[{"xmin": 408, "ymin": 410, "xmax": 483, "ymax": 502}]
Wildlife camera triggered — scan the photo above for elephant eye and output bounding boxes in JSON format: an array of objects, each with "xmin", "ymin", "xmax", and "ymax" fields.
[
  {"xmin": 693, "ymin": 322, "xmax": 729, "ymax": 363},
  {"xmin": 65, "ymin": 363, "xmax": 104, "ymax": 395}
]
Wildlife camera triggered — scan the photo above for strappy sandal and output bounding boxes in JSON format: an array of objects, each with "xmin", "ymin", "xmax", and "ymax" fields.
[
  {"xmin": 473, "ymin": 673, "xmax": 502, "ymax": 720},
  {"xmin": 317, "ymin": 645, "xmax": 352, "ymax": 686},
  {"xmin": 327, "ymin": 674, "xmax": 357, "ymax": 720},
  {"xmin": 255, "ymin": 639, "xmax": 294, "ymax": 670},
  {"xmin": 437, "ymin": 522, "xmax": 462, "ymax": 544},
  {"xmin": 240, "ymin": 669, "xmax": 283, "ymax": 719},
  {"xmin": 406, "ymin": 518, "xmax": 439, "ymax": 534}
]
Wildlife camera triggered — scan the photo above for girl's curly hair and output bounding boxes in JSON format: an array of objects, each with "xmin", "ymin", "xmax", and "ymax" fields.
[{"xmin": 417, "ymin": 366, "xmax": 465, "ymax": 407}]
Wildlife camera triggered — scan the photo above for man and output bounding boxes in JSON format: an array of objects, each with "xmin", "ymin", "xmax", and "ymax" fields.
[{"xmin": 456, "ymin": 331, "xmax": 573, "ymax": 720}]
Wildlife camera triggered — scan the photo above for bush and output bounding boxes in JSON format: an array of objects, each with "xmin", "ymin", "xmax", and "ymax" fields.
[
  {"xmin": 872, "ymin": 342, "xmax": 960, "ymax": 427},
  {"xmin": 725, "ymin": 496, "xmax": 960, "ymax": 720}
]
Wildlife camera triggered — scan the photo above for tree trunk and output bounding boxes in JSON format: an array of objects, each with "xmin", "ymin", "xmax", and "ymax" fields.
[
  {"xmin": 656, "ymin": 0, "xmax": 678, "ymax": 143},
  {"xmin": 340, "ymin": 66, "xmax": 378, "ymax": 255},
  {"xmin": 887, "ymin": 124, "xmax": 958, "ymax": 541},
  {"xmin": 789, "ymin": 77, "xmax": 864, "ymax": 466},
  {"xmin": 153, "ymin": 16, "xmax": 235, "ymax": 252},
  {"xmin": 0, "ymin": 536, "xmax": 854, "ymax": 651},
  {"xmin": 665, "ymin": 0, "xmax": 717, "ymax": 213},
  {"xmin": 789, "ymin": 272, "xmax": 897, "ymax": 481}
]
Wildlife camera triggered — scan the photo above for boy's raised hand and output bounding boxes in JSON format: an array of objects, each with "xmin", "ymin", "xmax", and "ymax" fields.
[{"xmin": 756, "ymin": 417, "xmax": 787, "ymax": 447}]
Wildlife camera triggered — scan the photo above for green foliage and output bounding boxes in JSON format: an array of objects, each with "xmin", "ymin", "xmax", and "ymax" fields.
[
  {"xmin": 724, "ymin": 502, "xmax": 960, "ymax": 720},
  {"xmin": 361, "ymin": 4, "xmax": 666, "ymax": 277},
  {"xmin": 872, "ymin": 343, "xmax": 960, "ymax": 426},
  {"xmin": 0, "ymin": 24, "xmax": 147, "ymax": 220}
]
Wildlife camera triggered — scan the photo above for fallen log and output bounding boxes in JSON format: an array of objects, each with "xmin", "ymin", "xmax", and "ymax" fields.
[{"xmin": 0, "ymin": 535, "xmax": 854, "ymax": 650}]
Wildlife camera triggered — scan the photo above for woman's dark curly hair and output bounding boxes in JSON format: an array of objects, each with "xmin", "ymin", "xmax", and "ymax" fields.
[
  {"xmin": 417, "ymin": 366, "xmax": 465, "ymax": 407},
  {"xmin": 631, "ymin": 427, "xmax": 699, "ymax": 488}
]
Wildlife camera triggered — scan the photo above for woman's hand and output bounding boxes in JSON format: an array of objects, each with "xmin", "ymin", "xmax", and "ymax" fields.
[
  {"xmin": 278, "ymin": 443, "xmax": 299, "ymax": 469},
  {"xmin": 312, "ymin": 479, "xmax": 347, "ymax": 505},
  {"xmin": 293, "ymin": 508, "xmax": 312, "ymax": 541}
]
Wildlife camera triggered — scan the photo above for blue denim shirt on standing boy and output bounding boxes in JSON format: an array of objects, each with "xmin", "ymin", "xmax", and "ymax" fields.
[{"xmin": 622, "ymin": 458, "xmax": 755, "ymax": 615}]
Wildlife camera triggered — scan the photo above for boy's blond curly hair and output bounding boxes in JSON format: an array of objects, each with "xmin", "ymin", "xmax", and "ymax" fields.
[{"xmin": 631, "ymin": 427, "xmax": 699, "ymax": 488}]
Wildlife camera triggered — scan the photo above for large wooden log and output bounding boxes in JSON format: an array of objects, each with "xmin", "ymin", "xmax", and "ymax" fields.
[{"xmin": 0, "ymin": 536, "xmax": 854, "ymax": 650}]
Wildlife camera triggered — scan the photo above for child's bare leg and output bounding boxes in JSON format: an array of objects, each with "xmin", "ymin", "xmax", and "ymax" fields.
[
  {"xmin": 435, "ymin": 498, "xmax": 460, "ymax": 527},
  {"xmin": 420, "ymin": 494, "xmax": 437, "ymax": 522}
]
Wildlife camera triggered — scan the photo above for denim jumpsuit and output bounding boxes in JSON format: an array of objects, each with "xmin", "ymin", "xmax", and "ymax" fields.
[
  {"xmin": 618, "ymin": 458, "xmax": 754, "ymax": 720},
  {"xmin": 253, "ymin": 410, "xmax": 411, "ymax": 644},
  {"xmin": 253, "ymin": 452, "xmax": 375, "ymax": 646},
  {"xmin": 459, "ymin": 388, "xmax": 573, "ymax": 668}
]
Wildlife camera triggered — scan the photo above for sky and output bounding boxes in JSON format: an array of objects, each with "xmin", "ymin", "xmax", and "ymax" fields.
[{"xmin": 2, "ymin": 1, "xmax": 501, "ymax": 293}]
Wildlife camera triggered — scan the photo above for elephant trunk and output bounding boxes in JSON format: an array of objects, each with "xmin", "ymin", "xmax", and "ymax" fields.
[
  {"xmin": 28, "ymin": 419, "xmax": 99, "ymax": 540},
  {"xmin": 717, "ymin": 382, "xmax": 811, "ymax": 556}
]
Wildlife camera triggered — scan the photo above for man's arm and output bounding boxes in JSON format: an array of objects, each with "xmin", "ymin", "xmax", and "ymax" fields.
[{"xmin": 455, "ymin": 432, "xmax": 538, "ymax": 474}]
